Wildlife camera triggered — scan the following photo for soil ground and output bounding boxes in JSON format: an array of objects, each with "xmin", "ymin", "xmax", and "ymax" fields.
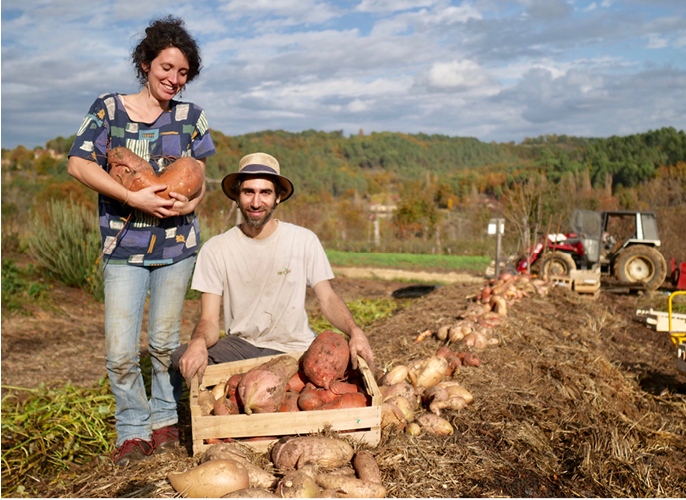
[{"xmin": 2, "ymin": 268, "xmax": 685, "ymax": 497}]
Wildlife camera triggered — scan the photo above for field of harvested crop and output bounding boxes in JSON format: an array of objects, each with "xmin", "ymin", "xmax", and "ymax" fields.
[{"xmin": 2, "ymin": 268, "xmax": 685, "ymax": 497}]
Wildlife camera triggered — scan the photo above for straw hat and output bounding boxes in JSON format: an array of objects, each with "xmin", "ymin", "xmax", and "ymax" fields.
[{"xmin": 221, "ymin": 152, "xmax": 294, "ymax": 202}]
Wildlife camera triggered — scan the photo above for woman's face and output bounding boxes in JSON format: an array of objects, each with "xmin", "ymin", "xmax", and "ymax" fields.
[{"xmin": 143, "ymin": 46, "xmax": 189, "ymax": 101}]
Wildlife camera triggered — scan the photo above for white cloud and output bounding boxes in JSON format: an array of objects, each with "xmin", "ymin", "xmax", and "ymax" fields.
[
  {"xmin": 427, "ymin": 60, "xmax": 488, "ymax": 89},
  {"xmin": 356, "ymin": 0, "xmax": 438, "ymax": 13},
  {"xmin": 646, "ymin": 35, "xmax": 669, "ymax": 49}
]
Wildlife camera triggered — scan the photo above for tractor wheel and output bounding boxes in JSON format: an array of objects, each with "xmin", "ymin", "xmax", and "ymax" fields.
[
  {"xmin": 537, "ymin": 252, "xmax": 576, "ymax": 279},
  {"xmin": 614, "ymin": 245, "xmax": 667, "ymax": 291}
]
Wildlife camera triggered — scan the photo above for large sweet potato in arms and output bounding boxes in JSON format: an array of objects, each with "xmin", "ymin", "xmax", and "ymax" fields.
[
  {"xmin": 301, "ymin": 330, "xmax": 350, "ymax": 390},
  {"xmin": 107, "ymin": 146, "xmax": 204, "ymax": 200}
]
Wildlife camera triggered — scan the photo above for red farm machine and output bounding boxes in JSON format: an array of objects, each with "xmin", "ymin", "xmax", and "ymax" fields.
[{"xmin": 517, "ymin": 209, "xmax": 676, "ymax": 291}]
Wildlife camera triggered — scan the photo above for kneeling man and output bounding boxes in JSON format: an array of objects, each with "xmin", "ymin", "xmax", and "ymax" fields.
[{"xmin": 173, "ymin": 152, "xmax": 375, "ymax": 387}]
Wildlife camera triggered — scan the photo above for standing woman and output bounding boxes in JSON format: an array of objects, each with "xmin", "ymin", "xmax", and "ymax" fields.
[{"xmin": 67, "ymin": 16, "xmax": 215, "ymax": 466}]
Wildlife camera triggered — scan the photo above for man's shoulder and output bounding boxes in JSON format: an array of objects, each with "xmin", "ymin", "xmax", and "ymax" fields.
[
  {"xmin": 279, "ymin": 221, "xmax": 319, "ymax": 239},
  {"xmin": 200, "ymin": 227, "xmax": 240, "ymax": 250}
]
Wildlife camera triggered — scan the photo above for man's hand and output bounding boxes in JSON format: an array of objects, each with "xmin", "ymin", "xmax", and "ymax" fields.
[
  {"xmin": 348, "ymin": 326, "xmax": 376, "ymax": 375},
  {"xmin": 178, "ymin": 337, "xmax": 210, "ymax": 388}
]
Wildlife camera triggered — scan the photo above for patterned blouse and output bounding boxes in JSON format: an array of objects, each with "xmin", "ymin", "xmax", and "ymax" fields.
[{"xmin": 68, "ymin": 93, "xmax": 216, "ymax": 266}]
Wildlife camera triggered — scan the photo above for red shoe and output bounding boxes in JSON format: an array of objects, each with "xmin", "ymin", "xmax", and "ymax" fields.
[
  {"xmin": 152, "ymin": 426, "xmax": 180, "ymax": 454},
  {"xmin": 112, "ymin": 439, "xmax": 153, "ymax": 467}
]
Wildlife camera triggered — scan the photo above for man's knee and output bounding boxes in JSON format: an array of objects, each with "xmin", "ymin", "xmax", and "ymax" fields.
[{"xmin": 170, "ymin": 343, "xmax": 188, "ymax": 372}]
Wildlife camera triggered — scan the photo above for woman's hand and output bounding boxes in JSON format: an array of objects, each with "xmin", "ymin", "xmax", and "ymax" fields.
[
  {"xmin": 128, "ymin": 184, "xmax": 179, "ymax": 218},
  {"xmin": 169, "ymin": 190, "xmax": 203, "ymax": 216}
]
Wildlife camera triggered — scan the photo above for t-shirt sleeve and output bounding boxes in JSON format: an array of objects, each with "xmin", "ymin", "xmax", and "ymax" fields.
[
  {"xmin": 68, "ymin": 94, "xmax": 112, "ymax": 168},
  {"xmin": 191, "ymin": 107, "xmax": 216, "ymax": 160},
  {"xmin": 306, "ymin": 232, "xmax": 335, "ymax": 288},
  {"xmin": 191, "ymin": 240, "xmax": 225, "ymax": 295}
]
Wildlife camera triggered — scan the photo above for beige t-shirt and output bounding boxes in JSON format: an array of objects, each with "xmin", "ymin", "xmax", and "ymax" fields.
[{"xmin": 191, "ymin": 221, "xmax": 335, "ymax": 352}]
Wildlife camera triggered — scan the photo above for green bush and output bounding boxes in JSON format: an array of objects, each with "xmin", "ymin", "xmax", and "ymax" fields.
[
  {"xmin": 1, "ymin": 260, "xmax": 51, "ymax": 313},
  {"xmin": 27, "ymin": 200, "xmax": 104, "ymax": 301}
]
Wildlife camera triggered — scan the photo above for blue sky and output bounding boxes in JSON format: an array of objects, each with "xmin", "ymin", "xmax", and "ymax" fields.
[{"xmin": 2, "ymin": 0, "xmax": 685, "ymax": 150}]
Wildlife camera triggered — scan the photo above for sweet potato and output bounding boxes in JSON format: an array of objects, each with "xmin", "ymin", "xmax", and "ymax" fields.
[
  {"xmin": 107, "ymin": 146, "xmax": 204, "ymax": 200},
  {"xmin": 168, "ymin": 459, "xmax": 249, "ymax": 497},
  {"xmin": 380, "ymin": 382, "xmax": 418, "ymax": 405},
  {"xmin": 237, "ymin": 355, "xmax": 299, "ymax": 415},
  {"xmin": 408, "ymin": 356, "xmax": 449, "ymax": 389},
  {"xmin": 201, "ymin": 442, "xmax": 248, "ymax": 463},
  {"xmin": 461, "ymin": 352, "xmax": 481, "ymax": 367},
  {"xmin": 405, "ymin": 422, "xmax": 421, "ymax": 436},
  {"xmin": 223, "ymin": 488, "xmax": 278, "ymax": 498},
  {"xmin": 416, "ymin": 413, "xmax": 453, "ymax": 435},
  {"xmin": 211, "ymin": 380, "xmax": 228, "ymax": 400},
  {"xmin": 201, "ymin": 443, "xmax": 278, "ymax": 490},
  {"xmin": 435, "ymin": 346, "xmax": 452, "ymax": 359},
  {"xmin": 271, "ymin": 436, "xmax": 354, "ymax": 471},
  {"xmin": 378, "ymin": 365, "xmax": 409, "ymax": 386},
  {"xmin": 352, "ymin": 451, "xmax": 382, "ymax": 484},
  {"xmin": 227, "ymin": 374, "xmax": 243, "ymax": 397},
  {"xmin": 280, "ymin": 391, "xmax": 301, "ymax": 412},
  {"xmin": 315, "ymin": 474, "xmax": 387, "ymax": 498},
  {"xmin": 197, "ymin": 389, "xmax": 215, "ymax": 416},
  {"xmin": 297, "ymin": 384, "xmax": 340, "ymax": 411},
  {"xmin": 278, "ymin": 470, "xmax": 321, "ymax": 498},
  {"xmin": 329, "ymin": 380, "xmax": 361, "ymax": 395},
  {"xmin": 436, "ymin": 325, "xmax": 450, "ymax": 341},
  {"xmin": 440, "ymin": 384, "xmax": 473, "ymax": 403},
  {"xmin": 214, "ymin": 396, "xmax": 240, "ymax": 415},
  {"xmin": 301, "ymin": 330, "xmax": 350, "ymax": 390},
  {"xmin": 287, "ymin": 371, "xmax": 309, "ymax": 393},
  {"xmin": 385, "ymin": 396, "xmax": 414, "ymax": 422},
  {"xmin": 320, "ymin": 392, "xmax": 368, "ymax": 410},
  {"xmin": 380, "ymin": 402, "xmax": 406, "ymax": 430}
]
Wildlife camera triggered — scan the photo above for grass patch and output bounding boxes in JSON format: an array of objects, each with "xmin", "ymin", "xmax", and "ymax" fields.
[
  {"xmin": 1, "ymin": 379, "xmax": 116, "ymax": 496},
  {"xmin": 325, "ymin": 250, "xmax": 490, "ymax": 271},
  {"xmin": 309, "ymin": 297, "xmax": 409, "ymax": 333}
]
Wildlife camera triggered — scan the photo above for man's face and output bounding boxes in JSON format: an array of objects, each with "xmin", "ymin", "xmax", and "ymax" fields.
[{"xmin": 238, "ymin": 176, "xmax": 280, "ymax": 229}]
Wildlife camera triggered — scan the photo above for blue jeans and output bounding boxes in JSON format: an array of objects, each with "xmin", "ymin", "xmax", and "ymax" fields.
[{"xmin": 104, "ymin": 256, "xmax": 195, "ymax": 446}]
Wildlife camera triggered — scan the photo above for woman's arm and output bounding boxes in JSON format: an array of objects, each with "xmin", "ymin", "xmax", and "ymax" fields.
[{"xmin": 68, "ymin": 156, "xmax": 179, "ymax": 218}]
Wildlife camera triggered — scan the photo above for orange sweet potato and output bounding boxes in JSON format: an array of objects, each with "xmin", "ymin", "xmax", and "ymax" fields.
[
  {"xmin": 320, "ymin": 392, "xmax": 368, "ymax": 410},
  {"xmin": 227, "ymin": 374, "xmax": 243, "ymax": 397},
  {"xmin": 301, "ymin": 331, "xmax": 350, "ymax": 390},
  {"xmin": 329, "ymin": 380, "xmax": 361, "ymax": 395},
  {"xmin": 107, "ymin": 146, "xmax": 204, "ymax": 200},
  {"xmin": 286, "ymin": 371, "xmax": 309, "ymax": 393},
  {"xmin": 297, "ymin": 384, "xmax": 340, "ymax": 411},
  {"xmin": 279, "ymin": 391, "xmax": 301, "ymax": 412}
]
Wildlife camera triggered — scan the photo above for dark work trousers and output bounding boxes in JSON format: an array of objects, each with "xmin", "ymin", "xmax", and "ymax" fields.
[{"xmin": 170, "ymin": 334, "xmax": 284, "ymax": 373}]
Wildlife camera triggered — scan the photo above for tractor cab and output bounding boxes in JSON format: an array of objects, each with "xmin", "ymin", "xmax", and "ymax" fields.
[{"xmin": 569, "ymin": 209, "xmax": 666, "ymax": 290}]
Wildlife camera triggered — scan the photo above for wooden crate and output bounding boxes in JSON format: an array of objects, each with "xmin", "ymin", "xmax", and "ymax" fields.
[
  {"xmin": 552, "ymin": 277, "xmax": 573, "ymax": 289},
  {"xmin": 570, "ymin": 268, "xmax": 601, "ymax": 294},
  {"xmin": 189, "ymin": 352, "xmax": 382, "ymax": 456}
]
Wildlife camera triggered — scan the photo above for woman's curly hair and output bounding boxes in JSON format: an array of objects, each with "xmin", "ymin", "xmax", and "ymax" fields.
[{"xmin": 131, "ymin": 16, "xmax": 202, "ymax": 86}]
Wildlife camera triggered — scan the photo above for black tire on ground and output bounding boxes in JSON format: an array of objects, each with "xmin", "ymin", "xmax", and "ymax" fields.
[
  {"xmin": 613, "ymin": 245, "xmax": 667, "ymax": 291},
  {"xmin": 537, "ymin": 252, "xmax": 577, "ymax": 279}
]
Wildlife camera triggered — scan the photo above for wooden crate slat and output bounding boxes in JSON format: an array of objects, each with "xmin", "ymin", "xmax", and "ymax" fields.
[{"xmin": 189, "ymin": 350, "xmax": 382, "ymax": 456}]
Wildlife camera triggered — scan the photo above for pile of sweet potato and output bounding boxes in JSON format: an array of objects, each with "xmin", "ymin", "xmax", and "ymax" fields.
[
  {"xmin": 376, "ymin": 344, "xmax": 477, "ymax": 437},
  {"xmin": 197, "ymin": 331, "xmax": 372, "ymax": 418},
  {"xmin": 431, "ymin": 271, "xmax": 551, "ymax": 347},
  {"xmin": 169, "ymin": 437, "xmax": 387, "ymax": 498}
]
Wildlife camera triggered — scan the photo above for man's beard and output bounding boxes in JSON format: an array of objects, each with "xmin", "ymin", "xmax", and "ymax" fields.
[{"xmin": 239, "ymin": 201, "xmax": 276, "ymax": 229}]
